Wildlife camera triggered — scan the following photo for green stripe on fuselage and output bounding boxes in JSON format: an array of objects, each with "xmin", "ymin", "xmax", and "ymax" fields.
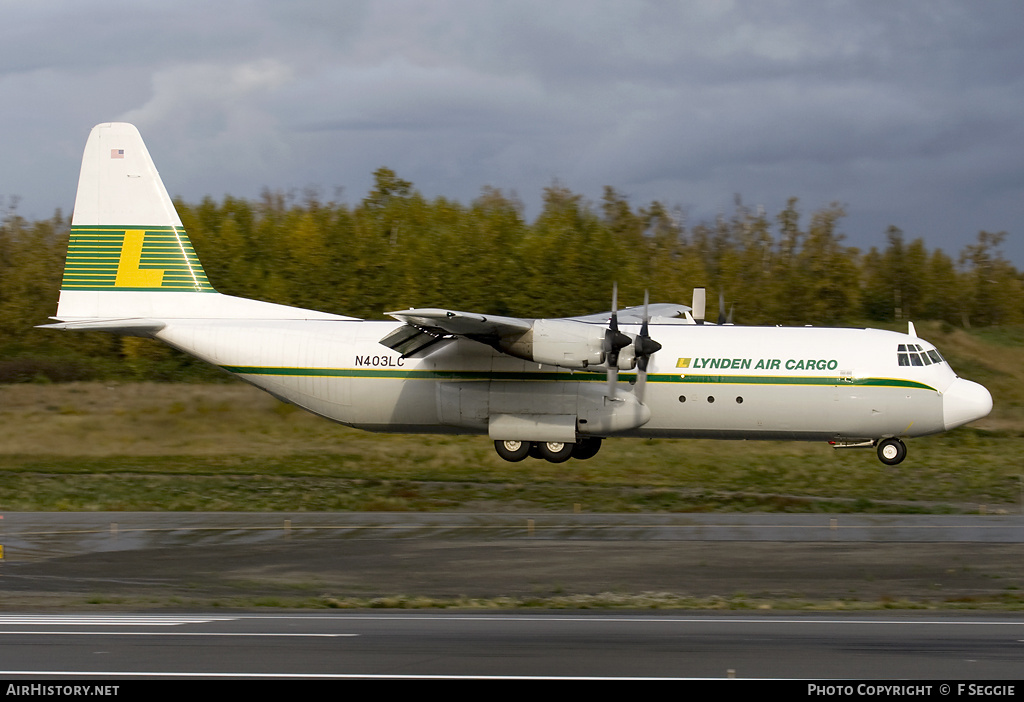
[{"xmin": 220, "ymin": 365, "xmax": 935, "ymax": 391}]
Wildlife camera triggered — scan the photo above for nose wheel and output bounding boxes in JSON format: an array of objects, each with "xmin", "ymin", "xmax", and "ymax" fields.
[{"xmin": 876, "ymin": 437, "xmax": 907, "ymax": 465}]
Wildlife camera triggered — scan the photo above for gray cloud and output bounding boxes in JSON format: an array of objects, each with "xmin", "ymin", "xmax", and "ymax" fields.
[{"xmin": 2, "ymin": 0, "xmax": 1022, "ymax": 265}]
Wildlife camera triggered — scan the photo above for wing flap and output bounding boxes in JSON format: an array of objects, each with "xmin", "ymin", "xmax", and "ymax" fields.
[
  {"xmin": 382, "ymin": 308, "xmax": 533, "ymax": 358},
  {"xmin": 378, "ymin": 324, "xmax": 449, "ymax": 357}
]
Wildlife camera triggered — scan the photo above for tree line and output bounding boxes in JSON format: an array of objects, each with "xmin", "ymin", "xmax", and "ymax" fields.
[{"xmin": 0, "ymin": 171, "xmax": 1021, "ymax": 381}]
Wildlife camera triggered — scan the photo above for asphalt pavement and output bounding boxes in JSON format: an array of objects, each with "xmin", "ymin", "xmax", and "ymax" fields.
[{"xmin": 1, "ymin": 513, "xmax": 1022, "ymax": 607}]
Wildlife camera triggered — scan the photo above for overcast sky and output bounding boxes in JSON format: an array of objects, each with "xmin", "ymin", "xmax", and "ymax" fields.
[{"xmin": 3, "ymin": 1, "xmax": 1022, "ymax": 267}]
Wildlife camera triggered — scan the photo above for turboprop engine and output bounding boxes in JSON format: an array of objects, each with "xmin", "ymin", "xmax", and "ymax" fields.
[{"xmin": 497, "ymin": 318, "xmax": 611, "ymax": 370}]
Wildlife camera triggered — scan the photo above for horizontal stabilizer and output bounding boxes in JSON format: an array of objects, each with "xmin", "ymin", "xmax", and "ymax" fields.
[{"xmin": 37, "ymin": 318, "xmax": 166, "ymax": 336}]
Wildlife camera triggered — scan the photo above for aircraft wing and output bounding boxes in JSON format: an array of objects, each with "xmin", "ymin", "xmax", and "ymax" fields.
[
  {"xmin": 566, "ymin": 303, "xmax": 690, "ymax": 324},
  {"xmin": 382, "ymin": 308, "xmax": 533, "ymax": 357},
  {"xmin": 382, "ymin": 300, "xmax": 694, "ymax": 359},
  {"xmin": 387, "ymin": 308, "xmax": 532, "ymax": 337}
]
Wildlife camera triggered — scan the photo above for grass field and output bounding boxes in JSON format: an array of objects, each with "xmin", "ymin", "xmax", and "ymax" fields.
[{"xmin": 0, "ymin": 321, "xmax": 1021, "ymax": 513}]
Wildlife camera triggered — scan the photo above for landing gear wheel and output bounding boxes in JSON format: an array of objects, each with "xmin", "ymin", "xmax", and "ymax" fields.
[
  {"xmin": 876, "ymin": 438, "xmax": 907, "ymax": 466},
  {"xmin": 494, "ymin": 439, "xmax": 530, "ymax": 462},
  {"xmin": 538, "ymin": 441, "xmax": 574, "ymax": 463},
  {"xmin": 571, "ymin": 437, "xmax": 603, "ymax": 460}
]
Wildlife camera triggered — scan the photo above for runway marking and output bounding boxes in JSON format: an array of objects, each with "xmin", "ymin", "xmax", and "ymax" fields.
[
  {"xmin": 232, "ymin": 614, "xmax": 1024, "ymax": 626},
  {"xmin": 6, "ymin": 614, "xmax": 1022, "ymax": 630},
  {"xmin": 0, "ymin": 615, "xmax": 357, "ymax": 637},
  {"xmin": 0, "ymin": 632, "xmax": 354, "ymax": 637},
  {"xmin": 0, "ymin": 615, "xmax": 235, "ymax": 626}
]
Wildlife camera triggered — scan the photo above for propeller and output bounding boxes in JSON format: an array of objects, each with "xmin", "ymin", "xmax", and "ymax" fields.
[
  {"xmin": 603, "ymin": 283, "xmax": 632, "ymax": 398},
  {"xmin": 716, "ymin": 290, "xmax": 736, "ymax": 325},
  {"xmin": 633, "ymin": 290, "xmax": 662, "ymax": 402},
  {"xmin": 603, "ymin": 285, "xmax": 662, "ymax": 402}
]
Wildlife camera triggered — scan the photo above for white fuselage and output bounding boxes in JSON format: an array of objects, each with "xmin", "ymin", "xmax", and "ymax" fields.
[
  {"xmin": 153, "ymin": 319, "xmax": 982, "ymax": 443},
  {"xmin": 49, "ymin": 123, "xmax": 993, "ymax": 462}
]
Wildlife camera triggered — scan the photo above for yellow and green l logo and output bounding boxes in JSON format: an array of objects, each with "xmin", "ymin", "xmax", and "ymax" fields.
[{"xmin": 61, "ymin": 226, "xmax": 215, "ymax": 292}]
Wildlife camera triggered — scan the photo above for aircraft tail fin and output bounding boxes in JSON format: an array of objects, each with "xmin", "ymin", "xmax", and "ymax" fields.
[
  {"xmin": 52, "ymin": 123, "xmax": 352, "ymax": 324},
  {"xmin": 60, "ymin": 122, "xmax": 214, "ymax": 297}
]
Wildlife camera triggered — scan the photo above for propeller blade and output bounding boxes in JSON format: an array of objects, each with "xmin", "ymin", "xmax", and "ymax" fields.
[
  {"xmin": 636, "ymin": 291, "xmax": 650, "ymax": 402},
  {"xmin": 635, "ymin": 290, "xmax": 662, "ymax": 367},
  {"xmin": 718, "ymin": 290, "xmax": 727, "ymax": 325},
  {"xmin": 603, "ymin": 283, "xmax": 630, "ymax": 399},
  {"xmin": 633, "ymin": 290, "xmax": 662, "ymax": 403},
  {"xmin": 607, "ymin": 365, "xmax": 619, "ymax": 399},
  {"xmin": 640, "ymin": 289, "xmax": 650, "ymax": 338},
  {"xmin": 635, "ymin": 368, "xmax": 647, "ymax": 403}
]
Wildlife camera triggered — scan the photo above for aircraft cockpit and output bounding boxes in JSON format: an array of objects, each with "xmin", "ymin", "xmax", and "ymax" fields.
[{"xmin": 897, "ymin": 343, "xmax": 945, "ymax": 367}]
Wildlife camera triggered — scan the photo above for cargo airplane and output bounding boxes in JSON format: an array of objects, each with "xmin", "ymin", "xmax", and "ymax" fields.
[{"xmin": 42, "ymin": 123, "xmax": 993, "ymax": 465}]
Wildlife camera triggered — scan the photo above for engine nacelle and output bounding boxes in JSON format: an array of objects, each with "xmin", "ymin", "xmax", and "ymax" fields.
[
  {"xmin": 612, "ymin": 344, "xmax": 637, "ymax": 371},
  {"xmin": 498, "ymin": 318, "xmax": 607, "ymax": 370}
]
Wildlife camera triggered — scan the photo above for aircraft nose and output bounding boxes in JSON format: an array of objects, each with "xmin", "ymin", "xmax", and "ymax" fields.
[{"xmin": 943, "ymin": 378, "xmax": 993, "ymax": 431}]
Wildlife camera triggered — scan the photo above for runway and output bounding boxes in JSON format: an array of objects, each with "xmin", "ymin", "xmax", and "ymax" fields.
[
  {"xmin": 0, "ymin": 513, "xmax": 1022, "ymax": 679},
  {"xmin": 0, "ymin": 612, "xmax": 1022, "ymax": 679}
]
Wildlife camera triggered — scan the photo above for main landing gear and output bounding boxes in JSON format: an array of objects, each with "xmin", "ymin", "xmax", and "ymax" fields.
[
  {"xmin": 876, "ymin": 437, "xmax": 907, "ymax": 466},
  {"xmin": 494, "ymin": 438, "xmax": 603, "ymax": 463}
]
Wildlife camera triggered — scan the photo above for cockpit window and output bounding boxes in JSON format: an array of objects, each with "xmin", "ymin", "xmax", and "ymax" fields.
[{"xmin": 897, "ymin": 344, "xmax": 945, "ymax": 367}]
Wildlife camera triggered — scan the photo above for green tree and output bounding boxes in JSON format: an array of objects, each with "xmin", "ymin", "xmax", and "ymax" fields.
[{"xmin": 959, "ymin": 231, "xmax": 1023, "ymax": 326}]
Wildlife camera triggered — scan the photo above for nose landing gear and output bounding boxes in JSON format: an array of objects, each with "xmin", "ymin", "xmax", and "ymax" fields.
[{"xmin": 876, "ymin": 437, "xmax": 907, "ymax": 465}]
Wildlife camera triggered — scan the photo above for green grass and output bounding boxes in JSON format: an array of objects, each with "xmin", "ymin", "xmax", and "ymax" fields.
[{"xmin": 0, "ymin": 427, "xmax": 1019, "ymax": 513}]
